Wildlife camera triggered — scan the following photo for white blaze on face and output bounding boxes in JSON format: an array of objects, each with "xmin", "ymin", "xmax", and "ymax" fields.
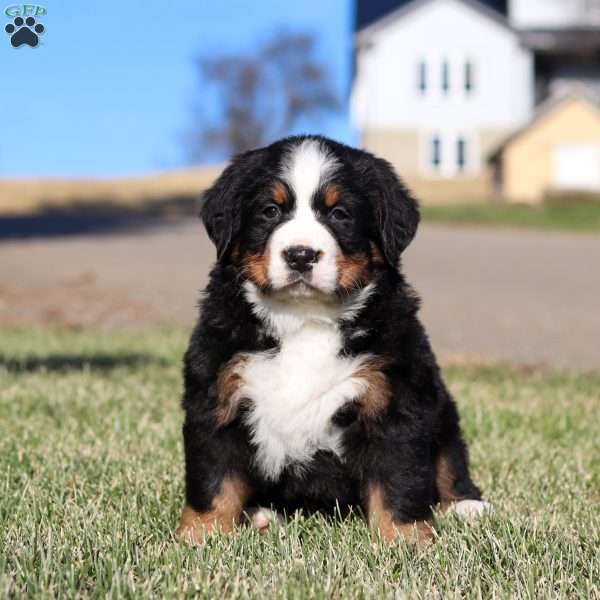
[{"xmin": 267, "ymin": 140, "xmax": 340, "ymax": 294}]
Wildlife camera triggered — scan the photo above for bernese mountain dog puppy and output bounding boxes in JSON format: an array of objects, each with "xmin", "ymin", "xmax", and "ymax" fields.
[{"xmin": 177, "ymin": 135, "xmax": 490, "ymax": 547}]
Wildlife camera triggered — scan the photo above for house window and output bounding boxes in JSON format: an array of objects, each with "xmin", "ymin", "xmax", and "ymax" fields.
[
  {"xmin": 457, "ymin": 137, "xmax": 467, "ymax": 171},
  {"xmin": 441, "ymin": 60, "xmax": 450, "ymax": 94},
  {"xmin": 418, "ymin": 61, "xmax": 427, "ymax": 94},
  {"xmin": 464, "ymin": 61, "xmax": 474, "ymax": 94},
  {"xmin": 431, "ymin": 136, "xmax": 442, "ymax": 170}
]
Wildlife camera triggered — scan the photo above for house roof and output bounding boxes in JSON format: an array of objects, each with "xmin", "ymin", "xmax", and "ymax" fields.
[
  {"xmin": 356, "ymin": 0, "xmax": 511, "ymax": 41},
  {"xmin": 356, "ymin": 0, "xmax": 507, "ymax": 31},
  {"xmin": 356, "ymin": 0, "xmax": 412, "ymax": 31},
  {"xmin": 489, "ymin": 91, "xmax": 600, "ymax": 161}
]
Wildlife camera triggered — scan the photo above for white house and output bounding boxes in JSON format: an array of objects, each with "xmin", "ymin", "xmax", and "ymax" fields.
[{"xmin": 351, "ymin": 0, "xmax": 534, "ymax": 188}]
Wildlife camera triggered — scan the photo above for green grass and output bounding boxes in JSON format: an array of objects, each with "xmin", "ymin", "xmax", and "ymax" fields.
[
  {"xmin": 421, "ymin": 200, "xmax": 600, "ymax": 232},
  {"xmin": 1, "ymin": 327, "xmax": 599, "ymax": 599}
]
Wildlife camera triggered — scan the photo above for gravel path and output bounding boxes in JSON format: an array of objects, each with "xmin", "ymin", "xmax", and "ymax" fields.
[{"xmin": 1, "ymin": 221, "xmax": 598, "ymax": 371}]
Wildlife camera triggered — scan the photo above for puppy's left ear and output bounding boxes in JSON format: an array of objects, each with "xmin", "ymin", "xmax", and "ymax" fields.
[{"xmin": 366, "ymin": 156, "xmax": 420, "ymax": 267}]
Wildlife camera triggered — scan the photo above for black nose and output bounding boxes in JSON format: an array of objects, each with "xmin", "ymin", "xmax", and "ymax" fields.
[{"xmin": 283, "ymin": 245, "xmax": 320, "ymax": 273}]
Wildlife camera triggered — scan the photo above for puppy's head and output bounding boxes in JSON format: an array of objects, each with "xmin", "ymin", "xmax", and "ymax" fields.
[{"xmin": 201, "ymin": 136, "xmax": 419, "ymax": 298}]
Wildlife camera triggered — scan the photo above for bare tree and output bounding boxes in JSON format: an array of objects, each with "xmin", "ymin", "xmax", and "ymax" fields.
[{"xmin": 187, "ymin": 32, "xmax": 341, "ymax": 160}]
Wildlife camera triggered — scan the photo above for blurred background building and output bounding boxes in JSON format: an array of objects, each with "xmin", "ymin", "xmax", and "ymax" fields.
[
  {"xmin": 2, "ymin": 0, "xmax": 599, "ymax": 206},
  {"xmin": 352, "ymin": 0, "xmax": 600, "ymax": 202}
]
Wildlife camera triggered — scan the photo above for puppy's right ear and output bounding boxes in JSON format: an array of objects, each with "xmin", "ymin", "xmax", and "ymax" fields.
[
  {"xmin": 200, "ymin": 148, "xmax": 266, "ymax": 261},
  {"xmin": 200, "ymin": 166, "xmax": 239, "ymax": 262}
]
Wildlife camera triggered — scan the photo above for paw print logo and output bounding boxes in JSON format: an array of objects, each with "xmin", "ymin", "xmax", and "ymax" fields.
[{"xmin": 5, "ymin": 16, "xmax": 45, "ymax": 48}]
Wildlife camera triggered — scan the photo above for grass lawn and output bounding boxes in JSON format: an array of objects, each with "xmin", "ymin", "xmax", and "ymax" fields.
[
  {"xmin": 421, "ymin": 200, "xmax": 600, "ymax": 233},
  {"xmin": 1, "ymin": 327, "xmax": 598, "ymax": 598}
]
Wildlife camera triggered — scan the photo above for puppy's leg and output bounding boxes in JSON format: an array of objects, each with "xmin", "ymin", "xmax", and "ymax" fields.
[
  {"xmin": 177, "ymin": 475, "xmax": 250, "ymax": 544},
  {"xmin": 436, "ymin": 448, "xmax": 493, "ymax": 521},
  {"xmin": 177, "ymin": 422, "xmax": 251, "ymax": 544},
  {"xmin": 434, "ymin": 386, "xmax": 493, "ymax": 520},
  {"xmin": 365, "ymin": 482, "xmax": 434, "ymax": 547},
  {"xmin": 363, "ymin": 436, "xmax": 435, "ymax": 547},
  {"xmin": 434, "ymin": 407, "xmax": 493, "ymax": 520}
]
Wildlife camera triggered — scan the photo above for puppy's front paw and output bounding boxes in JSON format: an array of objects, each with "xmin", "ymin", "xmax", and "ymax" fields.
[
  {"xmin": 176, "ymin": 523, "xmax": 205, "ymax": 545},
  {"xmin": 394, "ymin": 520, "xmax": 435, "ymax": 547},
  {"xmin": 176, "ymin": 505, "xmax": 211, "ymax": 545},
  {"xmin": 367, "ymin": 483, "xmax": 435, "ymax": 547},
  {"xmin": 176, "ymin": 504, "xmax": 240, "ymax": 545}
]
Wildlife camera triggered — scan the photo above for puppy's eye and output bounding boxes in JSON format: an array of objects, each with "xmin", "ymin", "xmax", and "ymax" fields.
[
  {"xmin": 329, "ymin": 207, "xmax": 351, "ymax": 222},
  {"xmin": 262, "ymin": 204, "xmax": 281, "ymax": 220}
]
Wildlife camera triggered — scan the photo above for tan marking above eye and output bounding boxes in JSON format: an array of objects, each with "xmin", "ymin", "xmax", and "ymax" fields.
[
  {"xmin": 272, "ymin": 181, "xmax": 288, "ymax": 206},
  {"xmin": 323, "ymin": 184, "xmax": 340, "ymax": 208}
]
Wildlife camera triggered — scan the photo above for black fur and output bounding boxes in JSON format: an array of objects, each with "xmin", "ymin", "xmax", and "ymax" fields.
[{"xmin": 182, "ymin": 135, "xmax": 482, "ymax": 533}]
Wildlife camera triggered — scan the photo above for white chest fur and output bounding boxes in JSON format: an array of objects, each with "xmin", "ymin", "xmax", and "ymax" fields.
[{"xmin": 240, "ymin": 284, "xmax": 373, "ymax": 480}]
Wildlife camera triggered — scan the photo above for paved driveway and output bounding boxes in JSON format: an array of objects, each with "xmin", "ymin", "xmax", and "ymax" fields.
[
  {"xmin": 1, "ymin": 221, "xmax": 598, "ymax": 371},
  {"xmin": 404, "ymin": 225, "xmax": 599, "ymax": 372}
]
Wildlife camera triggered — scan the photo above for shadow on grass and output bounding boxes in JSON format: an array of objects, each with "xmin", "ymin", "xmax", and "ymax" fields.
[
  {"xmin": 0, "ymin": 352, "xmax": 169, "ymax": 373},
  {"xmin": 0, "ymin": 194, "xmax": 200, "ymax": 241}
]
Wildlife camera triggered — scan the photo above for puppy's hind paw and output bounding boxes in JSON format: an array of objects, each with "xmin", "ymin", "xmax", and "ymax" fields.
[
  {"xmin": 447, "ymin": 499, "xmax": 494, "ymax": 522},
  {"xmin": 244, "ymin": 507, "xmax": 283, "ymax": 533}
]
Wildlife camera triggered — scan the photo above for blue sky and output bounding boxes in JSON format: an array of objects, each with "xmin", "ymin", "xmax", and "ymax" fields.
[{"xmin": 0, "ymin": 0, "xmax": 354, "ymax": 177}]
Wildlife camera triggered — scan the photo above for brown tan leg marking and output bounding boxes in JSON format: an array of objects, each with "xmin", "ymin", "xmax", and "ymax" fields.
[
  {"xmin": 176, "ymin": 476, "xmax": 250, "ymax": 544},
  {"xmin": 435, "ymin": 451, "xmax": 463, "ymax": 512},
  {"xmin": 215, "ymin": 353, "xmax": 248, "ymax": 427},
  {"xmin": 366, "ymin": 484, "xmax": 434, "ymax": 547},
  {"xmin": 353, "ymin": 357, "xmax": 391, "ymax": 419}
]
